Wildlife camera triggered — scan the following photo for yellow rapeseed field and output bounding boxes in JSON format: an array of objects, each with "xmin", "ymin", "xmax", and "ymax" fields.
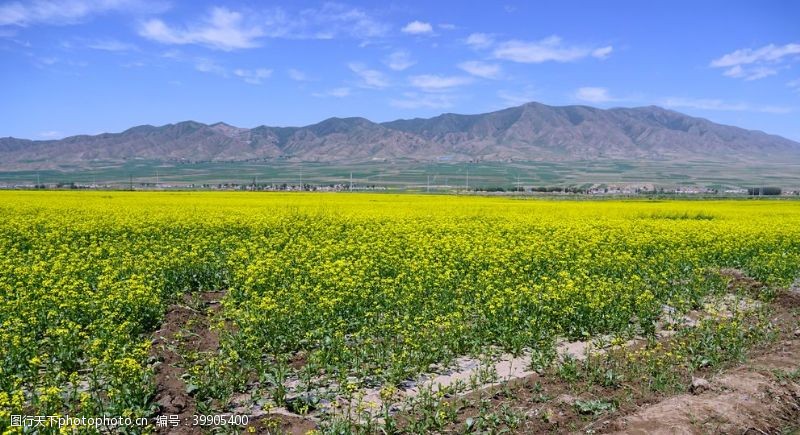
[{"xmin": 1, "ymin": 191, "xmax": 799, "ymax": 431}]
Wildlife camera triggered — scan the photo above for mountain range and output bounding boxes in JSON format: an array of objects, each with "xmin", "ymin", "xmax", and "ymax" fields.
[{"xmin": 2, "ymin": 102, "xmax": 799, "ymax": 171}]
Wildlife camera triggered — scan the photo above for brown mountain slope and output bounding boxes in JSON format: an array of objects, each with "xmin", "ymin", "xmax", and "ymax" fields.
[{"xmin": 1, "ymin": 102, "xmax": 798, "ymax": 170}]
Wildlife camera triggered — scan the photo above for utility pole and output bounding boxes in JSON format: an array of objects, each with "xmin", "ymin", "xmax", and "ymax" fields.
[
  {"xmin": 427, "ymin": 175, "xmax": 430, "ymax": 193},
  {"xmin": 36, "ymin": 172, "xmax": 40, "ymax": 187},
  {"xmin": 129, "ymin": 174, "xmax": 134, "ymax": 191},
  {"xmin": 350, "ymin": 172, "xmax": 353, "ymax": 191},
  {"xmin": 155, "ymin": 170, "xmax": 159, "ymax": 186},
  {"xmin": 466, "ymin": 167, "xmax": 469, "ymax": 191}
]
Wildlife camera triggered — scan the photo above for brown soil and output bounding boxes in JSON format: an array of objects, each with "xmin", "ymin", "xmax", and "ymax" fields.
[
  {"xmin": 720, "ymin": 267, "xmax": 767, "ymax": 293},
  {"xmin": 607, "ymin": 289, "xmax": 800, "ymax": 435},
  {"xmin": 288, "ymin": 351, "xmax": 309, "ymax": 370},
  {"xmin": 150, "ymin": 291, "xmax": 225, "ymax": 434}
]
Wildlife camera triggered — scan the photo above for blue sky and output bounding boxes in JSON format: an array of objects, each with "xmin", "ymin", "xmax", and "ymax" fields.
[{"xmin": 1, "ymin": 0, "xmax": 799, "ymax": 141}]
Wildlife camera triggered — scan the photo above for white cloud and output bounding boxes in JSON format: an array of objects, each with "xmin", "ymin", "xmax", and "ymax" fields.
[
  {"xmin": 788, "ymin": 78, "xmax": 800, "ymax": 92},
  {"xmin": 278, "ymin": 3, "xmax": 389, "ymax": 40},
  {"xmin": 401, "ymin": 20, "xmax": 433, "ymax": 35},
  {"xmin": 287, "ymin": 68, "xmax": 308, "ymax": 81},
  {"xmin": 465, "ymin": 32, "xmax": 493, "ymax": 49},
  {"xmin": 140, "ymin": 7, "xmax": 264, "ymax": 51},
  {"xmin": 458, "ymin": 60, "xmax": 501, "ymax": 79},
  {"xmin": 759, "ymin": 106, "xmax": 793, "ymax": 114},
  {"xmin": 591, "ymin": 46, "xmax": 613, "ymax": 59},
  {"xmin": 140, "ymin": 4, "xmax": 387, "ymax": 48},
  {"xmin": 662, "ymin": 96, "xmax": 791, "ymax": 114},
  {"xmin": 38, "ymin": 130, "xmax": 61, "ymax": 139},
  {"xmin": 233, "ymin": 68, "xmax": 272, "ymax": 84},
  {"xmin": 193, "ymin": 58, "xmax": 272, "ymax": 84},
  {"xmin": 711, "ymin": 43, "xmax": 800, "ymax": 81},
  {"xmin": 497, "ymin": 86, "xmax": 537, "ymax": 106},
  {"xmin": 390, "ymin": 92, "xmax": 455, "ymax": 109},
  {"xmin": 384, "ymin": 50, "xmax": 415, "ymax": 71},
  {"xmin": 574, "ymin": 86, "xmax": 615, "ymax": 103},
  {"xmin": 722, "ymin": 65, "xmax": 778, "ymax": 81},
  {"xmin": 194, "ymin": 58, "xmax": 226, "ymax": 76},
  {"xmin": 29, "ymin": 55, "xmax": 87, "ymax": 69},
  {"xmin": 313, "ymin": 87, "xmax": 351, "ymax": 98},
  {"xmin": 37, "ymin": 56, "xmax": 59, "ymax": 65},
  {"xmin": 348, "ymin": 62, "xmax": 389, "ymax": 88},
  {"xmin": 494, "ymin": 36, "xmax": 612, "ymax": 63},
  {"xmin": 438, "ymin": 23, "xmax": 456, "ymax": 30},
  {"xmin": 711, "ymin": 43, "xmax": 800, "ymax": 67},
  {"xmin": 0, "ymin": 0, "xmax": 167, "ymax": 26},
  {"xmin": 312, "ymin": 3, "xmax": 388, "ymax": 39},
  {"xmin": 160, "ymin": 49, "xmax": 181, "ymax": 59},
  {"xmin": 409, "ymin": 74, "xmax": 472, "ymax": 91},
  {"xmin": 86, "ymin": 38, "xmax": 137, "ymax": 51}
]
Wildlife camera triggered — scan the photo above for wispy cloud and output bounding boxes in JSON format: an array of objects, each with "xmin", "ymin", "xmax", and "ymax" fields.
[
  {"xmin": 313, "ymin": 87, "xmax": 351, "ymax": 98},
  {"xmin": 86, "ymin": 38, "xmax": 137, "ymax": 52},
  {"xmin": 465, "ymin": 32, "xmax": 493, "ymax": 49},
  {"xmin": 140, "ymin": 7, "xmax": 264, "ymax": 51},
  {"xmin": 711, "ymin": 43, "xmax": 800, "ymax": 67},
  {"xmin": 348, "ymin": 62, "xmax": 389, "ymax": 88},
  {"xmin": 301, "ymin": 3, "xmax": 388, "ymax": 40},
  {"xmin": 287, "ymin": 68, "xmax": 308, "ymax": 81},
  {"xmin": 574, "ymin": 86, "xmax": 616, "ymax": 103},
  {"xmin": 788, "ymin": 78, "xmax": 800, "ymax": 93},
  {"xmin": 384, "ymin": 50, "xmax": 415, "ymax": 71},
  {"xmin": 458, "ymin": 60, "xmax": 501, "ymax": 79},
  {"xmin": 38, "ymin": 130, "xmax": 61, "ymax": 139},
  {"xmin": 722, "ymin": 65, "xmax": 778, "ymax": 81},
  {"xmin": 494, "ymin": 36, "xmax": 612, "ymax": 63},
  {"xmin": 140, "ymin": 4, "xmax": 389, "ymax": 50},
  {"xmin": 711, "ymin": 43, "xmax": 800, "ymax": 81},
  {"xmin": 401, "ymin": 20, "xmax": 433, "ymax": 35},
  {"xmin": 192, "ymin": 57, "xmax": 271, "ymax": 85},
  {"xmin": 390, "ymin": 92, "xmax": 456, "ymax": 109},
  {"xmin": 258, "ymin": 4, "xmax": 388, "ymax": 40},
  {"xmin": 233, "ymin": 68, "xmax": 272, "ymax": 84},
  {"xmin": 194, "ymin": 58, "xmax": 227, "ymax": 76},
  {"xmin": 591, "ymin": 46, "xmax": 613, "ymax": 60},
  {"xmin": 29, "ymin": 55, "xmax": 87, "ymax": 69},
  {"xmin": 409, "ymin": 74, "xmax": 472, "ymax": 91},
  {"xmin": 0, "ymin": 0, "xmax": 167, "ymax": 26},
  {"xmin": 662, "ymin": 96, "xmax": 791, "ymax": 114},
  {"xmin": 121, "ymin": 60, "xmax": 145, "ymax": 68}
]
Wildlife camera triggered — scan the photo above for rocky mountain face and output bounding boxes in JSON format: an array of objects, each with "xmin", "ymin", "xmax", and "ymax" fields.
[{"xmin": 2, "ymin": 102, "xmax": 798, "ymax": 170}]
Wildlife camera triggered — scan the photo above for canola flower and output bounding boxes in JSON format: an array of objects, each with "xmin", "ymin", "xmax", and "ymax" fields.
[{"xmin": 0, "ymin": 191, "xmax": 799, "ymax": 429}]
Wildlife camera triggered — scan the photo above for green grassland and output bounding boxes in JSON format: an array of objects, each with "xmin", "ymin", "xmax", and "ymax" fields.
[{"xmin": 1, "ymin": 159, "xmax": 799, "ymax": 190}]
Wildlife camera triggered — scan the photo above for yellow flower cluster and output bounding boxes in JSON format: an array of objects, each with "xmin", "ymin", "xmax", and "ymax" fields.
[{"xmin": 0, "ymin": 191, "xmax": 798, "ymax": 424}]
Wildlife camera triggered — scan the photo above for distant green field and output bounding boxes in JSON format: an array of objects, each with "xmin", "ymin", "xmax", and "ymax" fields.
[{"xmin": 1, "ymin": 159, "xmax": 799, "ymax": 190}]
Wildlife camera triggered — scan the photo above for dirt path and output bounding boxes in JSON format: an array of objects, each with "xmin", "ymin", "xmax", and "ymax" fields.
[
  {"xmin": 606, "ymin": 290, "xmax": 800, "ymax": 434},
  {"xmin": 150, "ymin": 291, "xmax": 224, "ymax": 434}
]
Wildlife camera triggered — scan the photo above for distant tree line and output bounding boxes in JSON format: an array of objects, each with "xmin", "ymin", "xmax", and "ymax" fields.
[{"xmin": 747, "ymin": 187, "xmax": 781, "ymax": 196}]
